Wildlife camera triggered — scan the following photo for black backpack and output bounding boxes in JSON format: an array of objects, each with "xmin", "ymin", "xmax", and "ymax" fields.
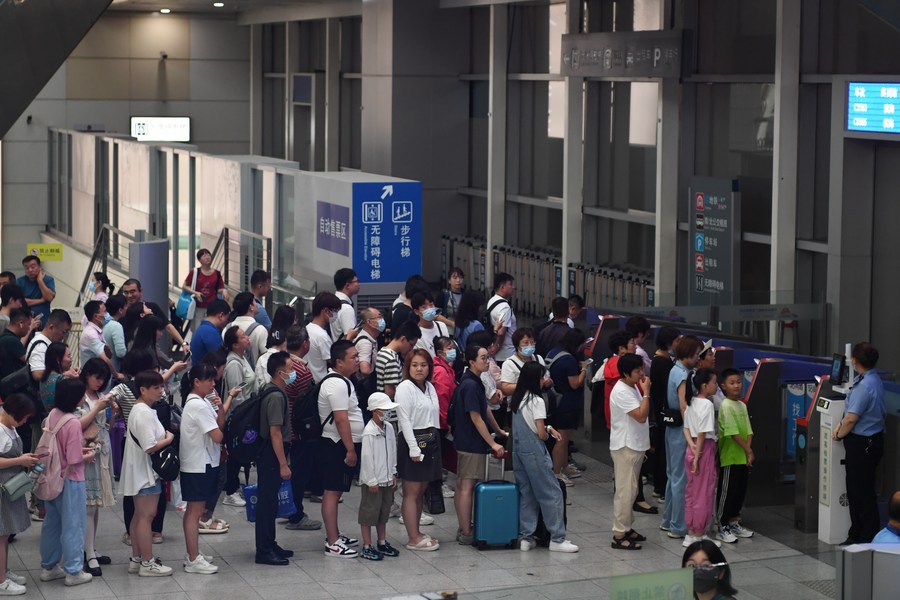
[
  {"xmin": 224, "ymin": 384, "xmax": 281, "ymax": 463},
  {"xmin": 446, "ymin": 381, "xmax": 463, "ymax": 431},
  {"xmin": 481, "ymin": 298, "xmax": 509, "ymax": 331},
  {"xmin": 352, "ymin": 333, "xmax": 379, "ymax": 417},
  {"xmin": 0, "ymin": 339, "xmax": 48, "ymax": 421},
  {"xmin": 292, "ymin": 373, "xmax": 350, "ymax": 441}
]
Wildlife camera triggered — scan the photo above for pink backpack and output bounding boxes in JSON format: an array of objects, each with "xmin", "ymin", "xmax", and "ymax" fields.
[{"xmin": 33, "ymin": 413, "xmax": 77, "ymax": 501}]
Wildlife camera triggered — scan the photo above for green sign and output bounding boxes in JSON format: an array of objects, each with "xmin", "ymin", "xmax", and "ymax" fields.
[{"xmin": 609, "ymin": 568, "xmax": 692, "ymax": 600}]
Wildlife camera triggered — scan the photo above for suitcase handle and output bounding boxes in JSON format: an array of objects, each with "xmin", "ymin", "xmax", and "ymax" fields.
[{"xmin": 484, "ymin": 451, "xmax": 510, "ymax": 481}]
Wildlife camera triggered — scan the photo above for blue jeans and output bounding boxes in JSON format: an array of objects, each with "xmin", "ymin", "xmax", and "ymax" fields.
[
  {"xmin": 661, "ymin": 426, "xmax": 687, "ymax": 535},
  {"xmin": 40, "ymin": 479, "xmax": 86, "ymax": 574},
  {"xmin": 512, "ymin": 410, "xmax": 566, "ymax": 543}
]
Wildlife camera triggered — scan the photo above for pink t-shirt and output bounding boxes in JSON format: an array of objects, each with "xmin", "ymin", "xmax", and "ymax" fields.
[{"xmin": 47, "ymin": 409, "xmax": 85, "ymax": 481}]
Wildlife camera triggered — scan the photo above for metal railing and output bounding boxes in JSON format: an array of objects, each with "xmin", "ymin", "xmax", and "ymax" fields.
[
  {"xmin": 210, "ymin": 225, "xmax": 273, "ymax": 298},
  {"xmin": 75, "ymin": 224, "xmax": 138, "ymax": 307}
]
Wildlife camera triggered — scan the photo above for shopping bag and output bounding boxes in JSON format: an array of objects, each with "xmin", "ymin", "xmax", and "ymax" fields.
[
  {"xmin": 243, "ymin": 481, "xmax": 297, "ymax": 523},
  {"xmin": 175, "ymin": 291, "xmax": 196, "ymax": 321}
]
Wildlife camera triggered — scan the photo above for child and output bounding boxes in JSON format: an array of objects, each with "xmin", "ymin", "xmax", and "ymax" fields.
[
  {"xmin": 682, "ymin": 368, "xmax": 719, "ymax": 548},
  {"xmin": 358, "ymin": 392, "xmax": 401, "ymax": 561},
  {"xmin": 715, "ymin": 368, "xmax": 755, "ymax": 540}
]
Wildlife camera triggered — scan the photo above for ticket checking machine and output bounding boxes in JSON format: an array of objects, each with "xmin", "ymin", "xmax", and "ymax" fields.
[{"xmin": 816, "ymin": 351, "xmax": 853, "ymax": 545}]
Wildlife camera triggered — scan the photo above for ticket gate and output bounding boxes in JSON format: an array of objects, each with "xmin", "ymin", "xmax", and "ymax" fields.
[
  {"xmin": 794, "ymin": 376, "xmax": 840, "ymax": 532},
  {"xmin": 816, "ymin": 393, "xmax": 851, "ymax": 544}
]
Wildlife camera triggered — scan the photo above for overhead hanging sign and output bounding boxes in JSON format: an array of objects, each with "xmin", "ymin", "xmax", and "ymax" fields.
[
  {"xmin": 561, "ymin": 30, "xmax": 686, "ymax": 79},
  {"xmin": 689, "ymin": 177, "xmax": 739, "ymax": 305},
  {"xmin": 846, "ymin": 82, "xmax": 900, "ymax": 134},
  {"xmin": 352, "ymin": 182, "xmax": 422, "ymax": 284}
]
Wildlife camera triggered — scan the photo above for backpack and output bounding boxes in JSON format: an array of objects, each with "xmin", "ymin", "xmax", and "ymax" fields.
[
  {"xmin": 352, "ymin": 332, "xmax": 378, "ymax": 412},
  {"xmin": 481, "ymin": 298, "xmax": 509, "ymax": 331},
  {"xmin": 224, "ymin": 384, "xmax": 281, "ymax": 463},
  {"xmin": 0, "ymin": 339, "xmax": 48, "ymax": 420},
  {"xmin": 292, "ymin": 373, "xmax": 349, "ymax": 441},
  {"xmin": 244, "ymin": 322, "xmax": 261, "ymax": 365},
  {"xmin": 446, "ymin": 381, "xmax": 463, "ymax": 431},
  {"xmin": 33, "ymin": 412, "xmax": 77, "ymax": 501}
]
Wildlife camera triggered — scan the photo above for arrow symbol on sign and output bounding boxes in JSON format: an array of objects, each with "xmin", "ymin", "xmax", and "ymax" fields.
[{"xmin": 381, "ymin": 185, "xmax": 393, "ymax": 200}]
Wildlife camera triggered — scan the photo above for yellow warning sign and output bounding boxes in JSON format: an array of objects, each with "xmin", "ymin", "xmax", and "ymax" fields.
[{"xmin": 26, "ymin": 243, "xmax": 64, "ymax": 262}]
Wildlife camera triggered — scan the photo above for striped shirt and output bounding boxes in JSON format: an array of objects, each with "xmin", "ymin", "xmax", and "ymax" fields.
[{"xmin": 375, "ymin": 347, "xmax": 402, "ymax": 393}]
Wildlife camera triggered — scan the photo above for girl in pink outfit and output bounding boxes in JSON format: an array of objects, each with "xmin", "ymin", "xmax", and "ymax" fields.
[{"xmin": 682, "ymin": 368, "xmax": 719, "ymax": 547}]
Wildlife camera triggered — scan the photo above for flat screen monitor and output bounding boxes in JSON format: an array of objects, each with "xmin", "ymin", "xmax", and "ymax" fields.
[{"xmin": 831, "ymin": 353, "xmax": 847, "ymax": 385}]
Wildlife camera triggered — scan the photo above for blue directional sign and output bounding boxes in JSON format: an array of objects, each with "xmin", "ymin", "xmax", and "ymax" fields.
[
  {"xmin": 847, "ymin": 82, "xmax": 900, "ymax": 134},
  {"xmin": 352, "ymin": 182, "xmax": 422, "ymax": 284}
]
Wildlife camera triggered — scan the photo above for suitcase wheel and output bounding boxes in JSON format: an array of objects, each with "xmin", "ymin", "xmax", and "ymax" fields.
[
  {"xmin": 475, "ymin": 540, "xmax": 487, "ymax": 550},
  {"xmin": 507, "ymin": 539, "xmax": 517, "ymax": 549}
]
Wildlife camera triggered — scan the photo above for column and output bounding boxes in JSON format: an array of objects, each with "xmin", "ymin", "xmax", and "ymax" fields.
[
  {"xmin": 561, "ymin": 0, "xmax": 584, "ymax": 272},
  {"xmin": 486, "ymin": 4, "xmax": 508, "ymax": 273}
]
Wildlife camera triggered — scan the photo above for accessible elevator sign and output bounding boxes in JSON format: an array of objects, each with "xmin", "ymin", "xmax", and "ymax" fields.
[
  {"xmin": 352, "ymin": 182, "xmax": 422, "ymax": 284},
  {"xmin": 560, "ymin": 30, "xmax": 686, "ymax": 78},
  {"xmin": 689, "ymin": 177, "xmax": 738, "ymax": 305}
]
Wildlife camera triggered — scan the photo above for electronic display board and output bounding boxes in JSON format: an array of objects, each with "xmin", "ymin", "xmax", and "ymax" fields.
[{"xmin": 847, "ymin": 82, "xmax": 900, "ymax": 134}]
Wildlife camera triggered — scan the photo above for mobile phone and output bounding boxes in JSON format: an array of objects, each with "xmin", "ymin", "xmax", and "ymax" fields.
[
  {"xmin": 237, "ymin": 382, "xmax": 249, "ymax": 390},
  {"xmin": 183, "ymin": 350, "xmax": 191, "ymax": 360},
  {"xmin": 288, "ymin": 296, "xmax": 298, "ymax": 307},
  {"xmin": 354, "ymin": 318, "xmax": 365, "ymax": 330},
  {"xmin": 583, "ymin": 358, "xmax": 594, "ymax": 365},
  {"xmin": 583, "ymin": 336, "xmax": 595, "ymax": 345}
]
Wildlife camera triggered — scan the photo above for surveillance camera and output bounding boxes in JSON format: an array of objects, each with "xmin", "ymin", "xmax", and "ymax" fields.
[{"xmin": 159, "ymin": 51, "xmax": 168, "ymax": 60}]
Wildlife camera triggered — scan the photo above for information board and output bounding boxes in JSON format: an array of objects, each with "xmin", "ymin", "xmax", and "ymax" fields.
[
  {"xmin": 847, "ymin": 82, "xmax": 900, "ymax": 134},
  {"xmin": 689, "ymin": 177, "xmax": 738, "ymax": 305},
  {"xmin": 561, "ymin": 30, "xmax": 686, "ymax": 78},
  {"xmin": 26, "ymin": 243, "xmax": 63, "ymax": 262},
  {"xmin": 130, "ymin": 117, "xmax": 191, "ymax": 142},
  {"xmin": 352, "ymin": 182, "xmax": 422, "ymax": 284}
]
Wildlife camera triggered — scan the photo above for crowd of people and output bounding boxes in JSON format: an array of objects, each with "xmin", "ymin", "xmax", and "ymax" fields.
[{"xmin": 0, "ymin": 249, "xmax": 890, "ymax": 598}]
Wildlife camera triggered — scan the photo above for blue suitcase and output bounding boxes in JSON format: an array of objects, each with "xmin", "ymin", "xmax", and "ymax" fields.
[{"xmin": 473, "ymin": 457, "xmax": 518, "ymax": 549}]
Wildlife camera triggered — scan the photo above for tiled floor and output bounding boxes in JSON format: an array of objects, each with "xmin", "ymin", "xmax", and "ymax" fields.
[{"xmin": 6, "ymin": 452, "xmax": 837, "ymax": 600}]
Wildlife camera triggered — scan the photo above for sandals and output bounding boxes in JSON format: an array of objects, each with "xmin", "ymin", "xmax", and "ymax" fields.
[
  {"xmin": 632, "ymin": 503, "xmax": 659, "ymax": 515},
  {"xmin": 198, "ymin": 518, "xmax": 230, "ymax": 534},
  {"xmin": 611, "ymin": 536, "xmax": 642, "ymax": 551},
  {"xmin": 625, "ymin": 529, "xmax": 647, "ymax": 542},
  {"xmin": 405, "ymin": 536, "xmax": 440, "ymax": 552}
]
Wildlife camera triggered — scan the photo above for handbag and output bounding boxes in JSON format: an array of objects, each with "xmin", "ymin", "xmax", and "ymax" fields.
[
  {"xmin": 414, "ymin": 429, "xmax": 438, "ymax": 457},
  {"xmin": 175, "ymin": 269, "xmax": 198, "ymax": 320},
  {"xmin": 424, "ymin": 479, "xmax": 445, "ymax": 515},
  {"xmin": 129, "ymin": 431, "xmax": 180, "ymax": 481},
  {"xmin": 242, "ymin": 480, "xmax": 296, "ymax": 523},
  {"xmin": 0, "ymin": 471, "xmax": 33, "ymax": 502}
]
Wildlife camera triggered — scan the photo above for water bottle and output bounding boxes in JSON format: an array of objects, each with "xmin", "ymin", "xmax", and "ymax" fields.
[
  {"xmin": 29, "ymin": 463, "xmax": 45, "ymax": 481},
  {"xmin": 106, "ymin": 406, "xmax": 113, "ymax": 421}
]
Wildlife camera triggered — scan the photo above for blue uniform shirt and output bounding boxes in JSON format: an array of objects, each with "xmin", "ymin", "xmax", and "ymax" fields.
[
  {"xmin": 17, "ymin": 274, "xmax": 55, "ymax": 325},
  {"xmin": 844, "ymin": 369, "xmax": 886, "ymax": 437},
  {"xmin": 872, "ymin": 523, "xmax": 900, "ymax": 544},
  {"xmin": 190, "ymin": 319, "xmax": 223, "ymax": 364},
  {"xmin": 254, "ymin": 297, "xmax": 272, "ymax": 328},
  {"xmin": 667, "ymin": 360, "xmax": 690, "ymax": 411}
]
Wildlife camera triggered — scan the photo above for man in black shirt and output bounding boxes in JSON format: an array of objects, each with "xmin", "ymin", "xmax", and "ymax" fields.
[
  {"xmin": 537, "ymin": 297, "xmax": 571, "ymax": 357},
  {"xmin": 120, "ymin": 278, "xmax": 188, "ymax": 352},
  {"xmin": 0, "ymin": 309, "xmax": 30, "ymax": 379}
]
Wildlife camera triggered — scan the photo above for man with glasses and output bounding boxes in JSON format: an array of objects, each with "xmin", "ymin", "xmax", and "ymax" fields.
[{"xmin": 452, "ymin": 343, "xmax": 507, "ymax": 545}]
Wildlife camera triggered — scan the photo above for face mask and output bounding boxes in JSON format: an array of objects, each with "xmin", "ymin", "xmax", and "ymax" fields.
[
  {"xmin": 284, "ymin": 370, "xmax": 297, "ymax": 385},
  {"xmin": 328, "ymin": 311, "xmax": 339, "ymax": 323},
  {"xmin": 376, "ymin": 318, "xmax": 386, "ymax": 332},
  {"xmin": 521, "ymin": 345, "xmax": 536, "ymax": 357},
  {"xmin": 668, "ymin": 349, "xmax": 676, "ymax": 358},
  {"xmin": 444, "ymin": 349, "xmax": 457, "ymax": 363},
  {"xmin": 383, "ymin": 409, "xmax": 398, "ymax": 422},
  {"xmin": 692, "ymin": 568, "xmax": 721, "ymax": 594},
  {"xmin": 88, "ymin": 281, "xmax": 95, "ymax": 293},
  {"xmin": 422, "ymin": 308, "xmax": 438, "ymax": 322},
  {"xmin": 103, "ymin": 312, "xmax": 112, "ymax": 325}
]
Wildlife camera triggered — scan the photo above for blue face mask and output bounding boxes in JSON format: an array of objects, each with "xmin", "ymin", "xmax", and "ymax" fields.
[
  {"xmin": 103, "ymin": 312, "xmax": 112, "ymax": 325},
  {"xmin": 88, "ymin": 281, "xmax": 95, "ymax": 293},
  {"xmin": 284, "ymin": 370, "xmax": 297, "ymax": 385},
  {"xmin": 521, "ymin": 345, "xmax": 536, "ymax": 357},
  {"xmin": 444, "ymin": 349, "xmax": 457, "ymax": 363},
  {"xmin": 422, "ymin": 308, "xmax": 439, "ymax": 322},
  {"xmin": 376, "ymin": 318, "xmax": 386, "ymax": 332}
]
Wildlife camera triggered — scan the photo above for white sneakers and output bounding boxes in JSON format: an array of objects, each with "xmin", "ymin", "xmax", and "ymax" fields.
[
  {"xmin": 0, "ymin": 579, "xmax": 25, "ymax": 596},
  {"xmin": 549, "ymin": 540, "xmax": 580, "ymax": 553},
  {"xmin": 183, "ymin": 555, "xmax": 218, "ymax": 574},
  {"xmin": 139, "ymin": 558, "xmax": 173, "ymax": 577},
  {"xmin": 64, "ymin": 572, "xmax": 92, "ymax": 587},
  {"xmin": 399, "ymin": 513, "xmax": 434, "ymax": 526},
  {"xmin": 519, "ymin": 538, "xmax": 536, "ymax": 552},
  {"xmin": 716, "ymin": 528, "xmax": 738, "ymax": 544},
  {"xmin": 556, "ymin": 473, "xmax": 575, "ymax": 487},
  {"xmin": 442, "ymin": 483, "xmax": 456, "ymax": 498},
  {"xmin": 563, "ymin": 464, "xmax": 583, "ymax": 479},
  {"xmin": 3, "ymin": 573, "xmax": 24, "ymax": 587},
  {"xmin": 39, "ymin": 566, "xmax": 65, "ymax": 582},
  {"xmin": 683, "ymin": 534, "xmax": 722, "ymax": 548},
  {"xmin": 222, "ymin": 492, "xmax": 246, "ymax": 507}
]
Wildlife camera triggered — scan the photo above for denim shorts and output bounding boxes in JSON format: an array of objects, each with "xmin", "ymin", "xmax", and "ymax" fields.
[{"xmin": 136, "ymin": 479, "xmax": 162, "ymax": 496}]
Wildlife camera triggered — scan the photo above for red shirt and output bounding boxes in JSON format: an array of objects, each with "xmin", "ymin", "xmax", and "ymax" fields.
[
  {"xmin": 432, "ymin": 356, "xmax": 457, "ymax": 430},
  {"xmin": 184, "ymin": 269, "xmax": 224, "ymax": 309},
  {"xmin": 284, "ymin": 355, "xmax": 314, "ymax": 442}
]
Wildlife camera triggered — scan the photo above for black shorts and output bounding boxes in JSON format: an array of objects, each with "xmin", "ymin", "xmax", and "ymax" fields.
[
  {"xmin": 181, "ymin": 465, "xmax": 220, "ymax": 502},
  {"xmin": 319, "ymin": 439, "xmax": 362, "ymax": 493},
  {"xmin": 551, "ymin": 410, "xmax": 579, "ymax": 431}
]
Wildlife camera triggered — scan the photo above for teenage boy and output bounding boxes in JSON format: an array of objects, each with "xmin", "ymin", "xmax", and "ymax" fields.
[
  {"xmin": 305, "ymin": 292, "xmax": 342, "ymax": 382},
  {"xmin": 488, "ymin": 273, "xmax": 517, "ymax": 362},
  {"xmin": 319, "ymin": 340, "xmax": 365, "ymax": 558},
  {"xmin": 715, "ymin": 368, "xmax": 755, "ymax": 541},
  {"xmin": 190, "ymin": 299, "xmax": 231, "ymax": 364},
  {"xmin": 602, "ymin": 331, "xmax": 637, "ymax": 430},
  {"xmin": 411, "ymin": 292, "xmax": 450, "ymax": 358},
  {"xmin": 331, "ymin": 268, "xmax": 361, "ymax": 341},
  {"xmin": 437, "ymin": 267, "xmax": 465, "ymax": 321},
  {"xmin": 375, "ymin": 321, "xmax": 421, "ymax": 399},
  {"xmin": 250, "ymin": 270, "xmax": 273, "ymax": 328}
]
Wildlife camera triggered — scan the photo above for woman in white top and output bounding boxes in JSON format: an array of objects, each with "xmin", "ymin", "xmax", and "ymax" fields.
[
  {"xmin": 121, "ymin": 370, "xmax": 175, "ymax": 577},
  {"xmin": 221, "ymin": 325, "xmax": 256, "ymax": 508},
  {"xmin": 255, "ymin": 329, "xmax": 286, "ymax": 387},
  {"xmin": 179, "ymin": 364, "xmax": 238, "ymax": 575},
  {"xmin": 509, "ymin": 362, "xmax": 578, "ymax": 553},
  {"xmin": 395, "ymin": 349, "xmax": 441, "ymax": 551},
  {"xmin": 682, "ymin": 368, "xmax": 719, "ymax": 547}
]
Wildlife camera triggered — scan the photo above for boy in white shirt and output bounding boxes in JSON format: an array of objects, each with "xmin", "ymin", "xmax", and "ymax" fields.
[{"xmin": 358, "ymin": 393, "xmax": 401, "ymax": 561}]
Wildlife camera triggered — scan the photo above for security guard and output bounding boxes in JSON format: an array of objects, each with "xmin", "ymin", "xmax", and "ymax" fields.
[{"xmin": 832, "ymin": 342, "xmax": 886, "ymax": 544}]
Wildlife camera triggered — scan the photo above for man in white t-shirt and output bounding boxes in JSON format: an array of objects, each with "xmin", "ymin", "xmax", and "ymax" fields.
[
  {"xmin": 27, "ymin": 308, "xmax": 72, "ymax": 381},
  {"xmin": 330, "ymin": 268, "xmax": 361, "ymax": 342},
  {"xmin": 488, "ymin": 273, "xmax": 517, "ymax": 362},
  {"xmin": 411, "ymin": 292, "xmax": 450, "ymax": 357},
  {"xmin": 305, "ymin": 292, "xmax": 342, "ymax": 383},
  {"xmin": 317, "ymin": 340, "xmax": 365, "ymax": 558},
  {"xmin": 608, "ymin": 353, "xmax": 650, "ymax": 550}
]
